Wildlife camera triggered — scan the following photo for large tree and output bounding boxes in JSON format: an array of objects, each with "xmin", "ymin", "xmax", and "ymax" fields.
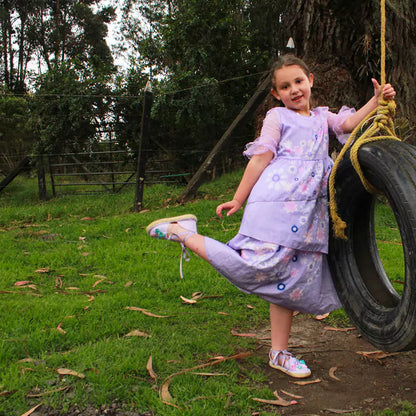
[{"xmin": 282, "ymin": 0, "xmax": 416, "ymax": 128}]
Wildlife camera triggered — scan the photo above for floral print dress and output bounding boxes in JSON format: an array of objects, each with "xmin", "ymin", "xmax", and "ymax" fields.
[{"xmin": 204, "ymin": 106, "xmax": 354, "ymax": 314}]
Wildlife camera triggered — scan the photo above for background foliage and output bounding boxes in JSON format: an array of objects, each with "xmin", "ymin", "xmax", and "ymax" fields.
[{"xmin": 0, "ymin": 0, "xmax": 415, "ymax": 174}]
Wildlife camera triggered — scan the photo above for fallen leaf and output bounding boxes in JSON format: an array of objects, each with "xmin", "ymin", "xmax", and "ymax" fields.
[
  {"xmin": 56, "ymin": 368, "xmax": 85, "ymax": 379},
  {"xmin": 81, "ymin": 252, "xmax": 90, "ymax": 256},
  {"xmin": 14, "ymin": 281, "xmax": 32, "ymax": 286},
  {"xmin": 124, "ymin": 330, "xmax": 151, "ymax": 338},
  {"xmin": 324, "ymin": 326, "xmax": 356, "ymax": 332},
  {"xmin": 329, "ymin": 367, "xmax": 340, "ymax": 381},
  {"xmin": 85, "ymin": 294, "xmax": 94, "ymax": 302},
  {"xmin": 324, "ymin": 409, "xmax": 359, "ymax": 414},
  {"xmin": 146, "ymin": 355, "xmax": 157, "ymax": 382},
  {"xmin": 315, "ymin": 313, "xmax": 330, "ymax": 320},
  {"xmin": 92, "ymin": 279, "xmax": 104, "ymax": 288},
  {"xmin": 231, "ymin": 329, "xmax": 259, "ymax": 338},
  {"xmin": 78, "ymin": 236, "xmax": 86, "ymax": 241},
  {"xmin": 21, "ymin": 404, "xmax": 42, "ymax": 416},
  {"xmin": 56, "ymin": 323, "xmax": 66, "ymax": 334},
  {"xmin": 252, "ymin": 396, "xmax": 297, "ymax": 407},
  {"xmin": 280, "ymin": 390, "xmax": 303, "ymax": 399},
  {"xmin": 160, "ymin": 352, "xmax": 251, "ymax": 404},
  {"xmin": 81, "ymin": 217, "xmax": 96, "ymax": 220},
  {"xmin": 18, "ymin": 358, "xmax": 35, "ymax": 363},
  {"xmin": 125, "ymin": 228, "xmax": 131, "ymax": 232},
  {"xmin": 218, "ymin": 312, "xmax": 229, "ymax": 315},
  {"xmin": 125, "ymin": 281, "xmax": 133, "ymax": 287},
  {"xmin": 246, "ymin": 304, "xmax": 254, "ymax": 309},
  {"xmin": 180, "ymin": 295, "xmax": 197, "ymax": 304},
  {"xmin": 65, "ymin": 287, "xmax": 79, "ymax": 290},
  {"xmin": 125, "ymin": 306, "xmax": 171, "ymax": 318},
  {"xmin": 35, "ymin": 267, "xmax": 50, "ymax": 273},
  {"xmin": 290, "ymin": 378, "xmax": 321, "ymax": 386},
  {"xmin": 191, "ymin": 292, "xmax": 204, "ymax": 300},
  {"xmin": 26, "ymin": 386, "xmax": 70, "ymax": 397},
  {"xmin": 356, "ymin": 350, "xmax": 399, "ymax": 363}
]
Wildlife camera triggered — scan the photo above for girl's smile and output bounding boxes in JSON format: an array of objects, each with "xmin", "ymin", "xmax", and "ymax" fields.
[{"xmin": 271, "ymin": 65, "xmax": 314, "ymax": 116}]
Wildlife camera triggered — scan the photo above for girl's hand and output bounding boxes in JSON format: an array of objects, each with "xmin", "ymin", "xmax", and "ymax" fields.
[
  {"xmin": 372, "ymin": 78, "xmax": 396, "ymax": 100},
  {"xmin": 216, "ymin": 199, "xmax": 242, "ymax": 219}
]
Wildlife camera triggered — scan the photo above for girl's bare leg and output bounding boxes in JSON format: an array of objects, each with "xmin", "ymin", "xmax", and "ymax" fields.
[
  {"xmin": 269, "ymin": 303, "xmax": 293, "ymax": 351},
  {"xmin": 168, "ymin": 222, "xmax": 209, "ymax": 261}
]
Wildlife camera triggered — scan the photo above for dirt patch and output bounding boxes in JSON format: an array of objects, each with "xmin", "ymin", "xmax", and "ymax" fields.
[{"xmin": 257, "ymin": 315, "xmax": 416, "ymax": 415}]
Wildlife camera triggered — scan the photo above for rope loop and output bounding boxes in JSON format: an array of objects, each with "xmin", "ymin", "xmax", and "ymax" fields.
[{"xmin": 328, "ymin": 97, "xmax": 400, "ymax": 240}]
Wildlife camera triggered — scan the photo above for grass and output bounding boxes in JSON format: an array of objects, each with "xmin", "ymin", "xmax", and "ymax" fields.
[{"xmin": 0, "ymin": 172, "xmax": 412, "ymax": 416}]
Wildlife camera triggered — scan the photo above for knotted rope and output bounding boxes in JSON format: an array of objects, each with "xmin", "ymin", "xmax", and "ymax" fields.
[{"xmin": 328, "ymin": 0, "xmax": 401, "ymax": 239}]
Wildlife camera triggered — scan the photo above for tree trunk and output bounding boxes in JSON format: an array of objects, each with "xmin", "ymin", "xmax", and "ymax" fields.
[{"xmin": 282, "ymin": 0, "xmax": 416, "ymax": 128}]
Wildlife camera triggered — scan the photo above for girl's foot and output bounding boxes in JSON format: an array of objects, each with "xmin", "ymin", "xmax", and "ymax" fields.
[
  {"xmin": 146, "ymin": 214, "xmax": 197, "ymax": 278},
  {"xmin": 269, "ymin": 349, "xmax": 311, "ymax": 378},
  {"xmin": 146, "ymin": 214, "xmax": 197, "ymax": 242}
]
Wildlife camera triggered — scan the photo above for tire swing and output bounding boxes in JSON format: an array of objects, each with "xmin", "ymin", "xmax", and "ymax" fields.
[{"xmin": 327, "ymin": 0, "xmax": 416, "ymax": 352}]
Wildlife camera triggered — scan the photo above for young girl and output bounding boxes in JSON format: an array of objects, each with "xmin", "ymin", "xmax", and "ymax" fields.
[{"xmin": 146, "ymin": 55, "xmax": 396, "ymax": 378}]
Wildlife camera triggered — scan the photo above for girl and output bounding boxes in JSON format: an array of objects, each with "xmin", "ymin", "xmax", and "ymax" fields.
[{"xmin": 146, "ymin": 55, "xmax": 396, "ymax": 378}]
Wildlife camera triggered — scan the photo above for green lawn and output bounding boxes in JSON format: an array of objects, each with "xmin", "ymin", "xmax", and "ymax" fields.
[{"xmin": 0, "ymin": 173, "xmax": 412, "ymax": 416}]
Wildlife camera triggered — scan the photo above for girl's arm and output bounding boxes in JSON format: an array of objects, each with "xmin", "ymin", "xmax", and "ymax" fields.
[
  {"xmin": 340, "ymin": 79, "xmax": 396, "ymax": 133},
  {"xmin": 216, "ymin": 150, "xmax": 274, "ymax": 218}
]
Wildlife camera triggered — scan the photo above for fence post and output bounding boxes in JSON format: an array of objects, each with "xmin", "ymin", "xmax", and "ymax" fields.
[
  {"xmin": 37, "ymin": 152, "xmax": 48, "ymax": 201},
  {"xmin": 134, "ymin": 80, "xmax": 153, "ymax": 212}
]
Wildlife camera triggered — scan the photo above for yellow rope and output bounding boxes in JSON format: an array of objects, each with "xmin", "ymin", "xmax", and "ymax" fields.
[{"xmin": 328, "ymin": 0, "xmax": 401, "ymax": 240}]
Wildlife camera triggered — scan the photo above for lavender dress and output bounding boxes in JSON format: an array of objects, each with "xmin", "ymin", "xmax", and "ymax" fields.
[{"xmin": 205, "ymin": 106, "xmax": 354, "ymax": 315}]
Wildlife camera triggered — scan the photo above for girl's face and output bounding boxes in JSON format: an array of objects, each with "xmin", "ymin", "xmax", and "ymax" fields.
[{"xmin": 271, "ymin": 64, "xmax": 314, "ymax": 116}]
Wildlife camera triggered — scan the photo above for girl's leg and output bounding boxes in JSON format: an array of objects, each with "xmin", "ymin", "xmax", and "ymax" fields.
[
  {"xmin": 269, "ymin": 303, "xmax": 293, "ymax": 351},
  {"xmin": 269, "ymin": 303, "xmax": 311, "ymax": 378},
  {"xmin": 168, "ymin": 222, "xmax": 209, "ymax": 261}
]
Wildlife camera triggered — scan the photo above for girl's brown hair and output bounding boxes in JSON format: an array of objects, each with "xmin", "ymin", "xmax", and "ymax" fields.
[
  {"xmin": 255, "ymin": 55, "xmax": 311, "ymax": 134},
  {"xmin": 269, "ymin": 55, "xmax": 311, "ymax": 91}
]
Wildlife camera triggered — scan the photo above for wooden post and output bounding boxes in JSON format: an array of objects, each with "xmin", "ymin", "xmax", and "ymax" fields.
[
  {"xmin": 0, "ymin": 156, "xmax": 31, "ymax": 193},
  {"xmin": 37, "ymin": 153, "xmax": 48, "ymax": 201},
  {"xmin": 134, "ymin": 81, "xmax": 153, "ymax": 211},
  {"xmin": 179, "ymin": 75, "xmax": 271, "ymax": 202}
]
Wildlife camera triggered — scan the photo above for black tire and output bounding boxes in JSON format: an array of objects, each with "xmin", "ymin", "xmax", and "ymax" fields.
[{"xmin": 328, "ymin": 139, "xmax": 416, "ymax": 352}]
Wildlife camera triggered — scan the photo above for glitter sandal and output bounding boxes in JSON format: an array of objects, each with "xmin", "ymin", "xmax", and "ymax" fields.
[
  {"xmin": 269, "ymin": 349, "xmax": 311, "ymax": 378},
  {"xmin": 146, "ymin": 214, "xmax": 197, "ymax": 278}
]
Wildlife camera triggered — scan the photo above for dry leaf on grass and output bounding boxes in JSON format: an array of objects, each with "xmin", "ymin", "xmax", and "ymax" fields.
[
  {"xmin": 125, "ymin": 280, "xmax": 133, "ymax": 287},
  {"xmin": 124, "ymin": 330, "xmax": 151, "ymax": 338},
  {"xmin": 315, "ymin": 313, "xmax": 330, "ymax": 320},
  {"xmin": 26, "ymin": 386, "xmax": 70, "ymax": 397},
  {"xmin": 20, "ymin": 403, "xmax": 42, "ymax": 416},
  {"xmin": 290, "ymin": 378, "xmax": 321, "ymax": 386},
  {"xmin": 180, "ymin": 295, "xmax": 197, "ymax": 304},
  {"xmin": 329, "ymin": 367, "xmax": 340, "ymax": 381},
  {"xmin": 125, "ymin": 306, "xmax": 171, "ymax": 318},
  {"xmin": 14, "ymin": 281, "xmax": 32, "ymax": 286},
  {"xmin": 56, "ymin": 368, "xmax": 85, "ymax": 379},
  {"xmin": 160, "ymin": 352, "xmax": 251, "ymax": 405},
  {"xmin": 230, "ymin": 329, "xmax": 259, "ymax": 338},
  {"xmin": 56, "ymin": 323, "xmax": 66, "ymax": 334},
  {"xmin": 35, "ymin": 267, "xmax": 51, "ymax": 273},
  {"xmin": 146, "ymin": 355, "xmax": 157, "ymax": 382}
]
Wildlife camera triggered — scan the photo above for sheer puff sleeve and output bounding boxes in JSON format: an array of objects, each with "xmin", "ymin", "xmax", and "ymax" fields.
[
  {"xmin": 243, "ymin": 108, "xmax": 281, "ymax": 160},
  {"xmin": 327, "ymin": 105, "xmax": 356, "ymax": 144}
]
